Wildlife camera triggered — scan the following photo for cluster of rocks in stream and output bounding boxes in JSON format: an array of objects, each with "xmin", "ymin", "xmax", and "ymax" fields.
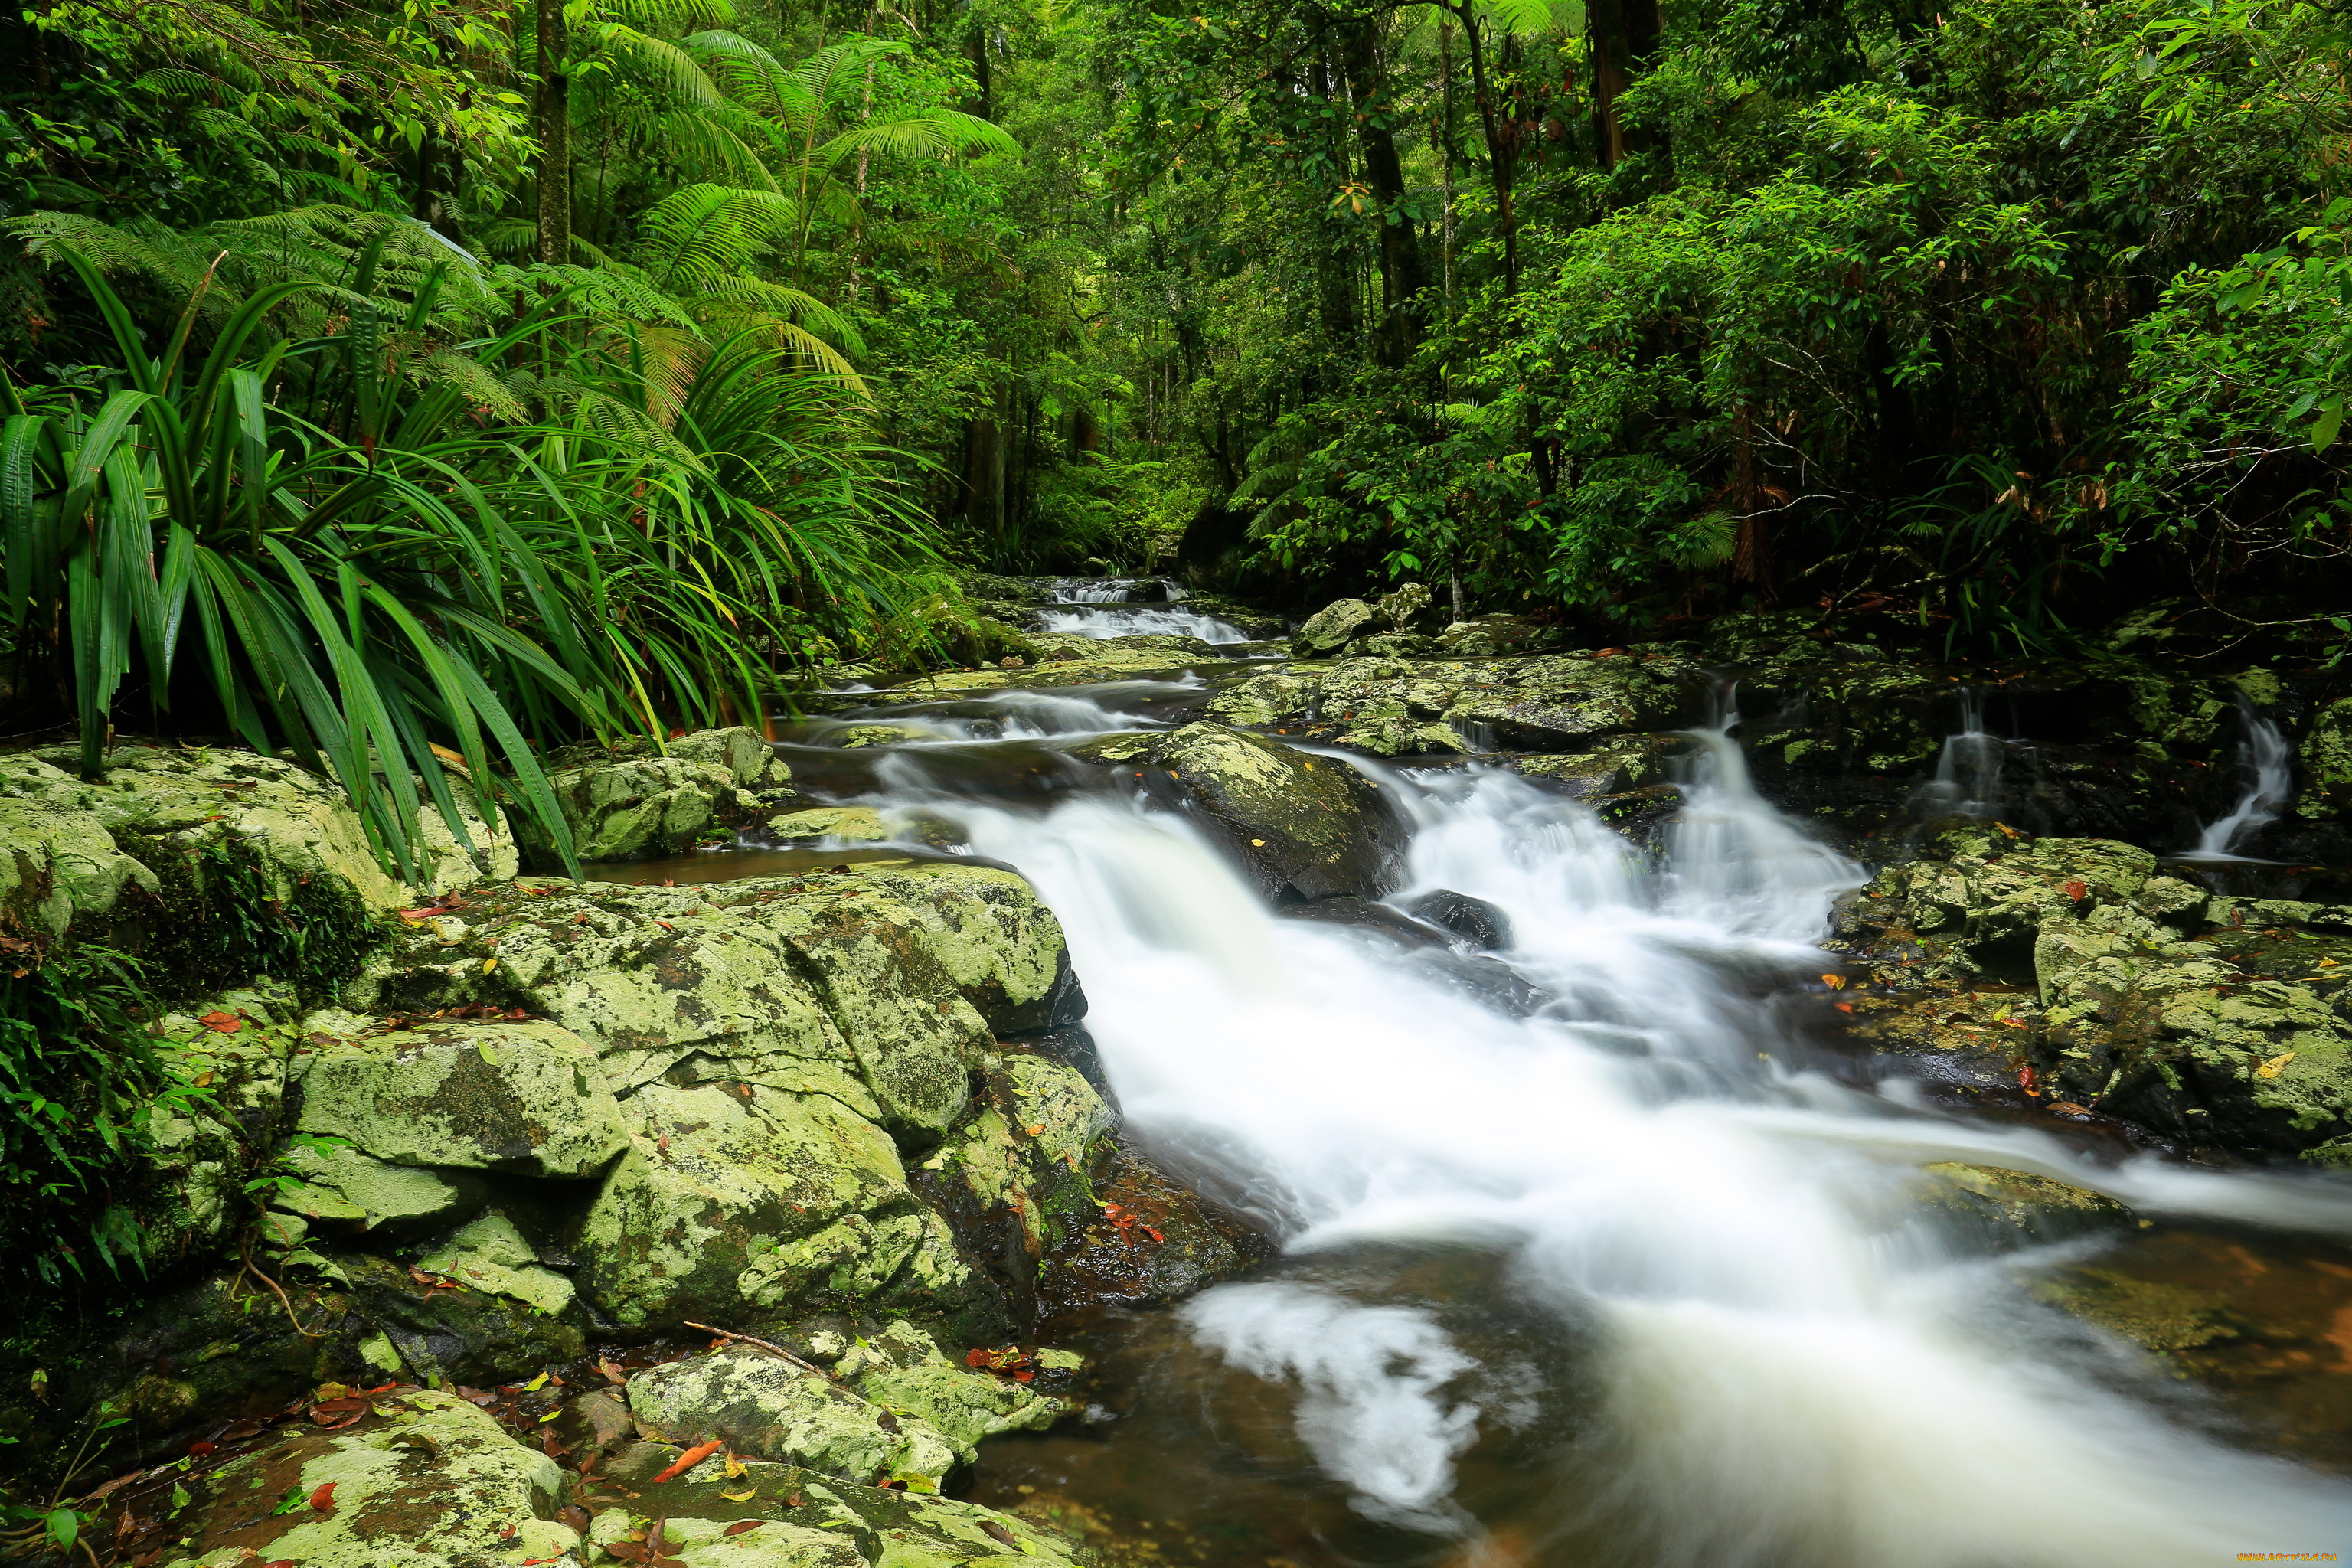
[{"xmin": 0, "ymin": 732, "xmax": 1262, "ymax": 1567}]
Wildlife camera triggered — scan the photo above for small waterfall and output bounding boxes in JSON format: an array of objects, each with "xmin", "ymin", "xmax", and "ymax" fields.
[
  {"xmin": 851, "ymin": 711, "xmax": 2352, "ymax": 1560},
  {"xmin": 2186, "ymin": 697, "xmax": 2293, "ymax": 859},
  {"xmin": 1037, "ymin": 605, "xmax": 1253, "ymax": 645},
  {"xmin": 1909, "ymin": 688, "xmax": 2006, "ymax": 818}
]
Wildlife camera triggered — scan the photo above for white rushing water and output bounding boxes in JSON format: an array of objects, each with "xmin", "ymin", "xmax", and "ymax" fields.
[
  {"xmin": 1035, "ymin": 605, "xmax": 1254, "ymax": 644},
  {"xmin": 2186, "ymin": 698, "xmax": 2295, "ymax": 859},
  {"xmin": 870, "ymin": 720, "xmax": 2352, "ymax": 1564},
  {"xmin": 1909, "ymin": 687, "xmax": 2007, "ymax": 820},
  {"xmin": 801, "ymin": 681, "xmax": 1200, "ymax": 746}
]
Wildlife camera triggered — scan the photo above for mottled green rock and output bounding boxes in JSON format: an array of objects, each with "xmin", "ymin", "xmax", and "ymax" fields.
[
  {"xmin": 1289, "ymin": 598, "xmax": 1377, "ymax": 657},
  {"xmin": 834, "ymin": 727, "xmax": 926, "ymax": 750},
  {"xmin": 2297, "ymin": 696, "xmax": 2352, "ymax": 822},
  {"xmin": 826, "ymin": 1320, "xmax": 1065, "ymax": 1463},
  {"xmin": 550, "ymin": 753, "xmax": 737, "ymax": 861},
  {"xmin": 672, "ymin": 727, "xmax": 795, "ymax": 790},
  {"xmin": 769, "ymin": 807, "xmax": 893, "ymax": 842},
  {"xmin": 1073, "ymin": 723, "xmax": 1406, "ymax": 900},
  {"xmin": 271, "ymin": 1141, "xmax": 483, "ymax": 1238},
  {"xmin": 586, "ymin": 1510, "xmax": 867, "ymax": 1567},
  {"xmin": 295, "ymin": 1018, "xmax": 627, "ymax": 1177},
  {"xmin": 1880, "ymin": 837, "xmax": 2160, "ymax": 952},
  {"xmin": 627, "ymin": 1344, "xmax": 960, "ymax": 1487},
  {"xmin": 573, "ymin": 1083, "xmax": 978, "ymax": 1330},
  {"xmin": 354, "ymin": 865, "xmax": 1071, "ymax": 1138},
  {"xmin": 415, "ymin": 1213, "xmax": 577, "ymax": 1315},
  {"xmin": 159, "ymin": 1390, "xmax": 575, "ymax": 1568},
  {"xmin": 920, "ymin": 1055, "xmax": 1112, "ymax": 1259}
]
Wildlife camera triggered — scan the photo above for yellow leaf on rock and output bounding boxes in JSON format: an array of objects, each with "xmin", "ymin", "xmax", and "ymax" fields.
[
  {"xmin": 2256, "ymin": 1051, "xmax": 2296, "ymax": 1079},
  {"xmin": 482, "ymin": 958, "xmax": 497, "ymax": 973},
  {"xmin": 721, "ymin": 1488, "xmax": 758, "ymax": 1503},
  {"xmin": 723, "ymin": 1454, "xmax": 746, "ymax": 1478}
]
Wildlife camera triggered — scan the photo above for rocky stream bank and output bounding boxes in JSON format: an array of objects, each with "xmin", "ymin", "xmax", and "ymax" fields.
[{"xmin": 5, "ymin": 579, "xmax": 2352, "ymax": 1563}]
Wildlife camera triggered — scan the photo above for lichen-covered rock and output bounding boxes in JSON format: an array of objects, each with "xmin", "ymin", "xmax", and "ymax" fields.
[
  {"xmin": 628, "ymin": 1344, "xmax": 962, "ymax": 1488},
  {"xmin": 1441, "ymin": 651, "xmax": 1706, "ymax": 752},
  {"xmin": 573, "ymin": 1083, "xmax": 980, "ymax": 1331},
  {"xmin": 673, "ymin": 727, "xmax": 796, "ymax": 792},
  {"xmin": 1071, "ymin": 724, "xmax": 1406, "ymax": 901},
  {"xmin": 338, "ymin": 1253, "xmax": 587, "ymax": 1388},
  {"xmin": 2033, "ymin": 905, "xmax": 2352, "ymax": 1152},
  {"xmin": 767, "ymin": 806, "xmax": 892, "ymax": 842},
  {"xmin": 594, "ymin": 1439, "xmax": 1077, "ymax": 1566},
  {"xmin": 1289, "ymin": 598, "xmax": 1377, "ymax": 658},
  {"xmin": 414, "ymin": 1212, "xmax": 577, "ymax": 1315},
  {"xmin": 820, "ymin": 1320, "xmax": 1065, "ymax": 1463},
  {"xmin": 586, "ymin": 1511, "xmax": 867, "ymax": 1567},
  {"xmin": 1036, "ymin": 1150, "xmax": 1266, "ymax": 1328},
  {"xmin": 354, "ymin": 865, "xmax": 1076, "ymax": 1138},
  {"xmin": 158, "ymin": 1389, "xmax": 575, "ymax": 1568},
  {"xmin": 271, "ymin": 1141, "xmax": 486, "ymax": 1239},
  {"xmin": 294, "ymin": 1018, "xmax": 628, "ymax": 1177},
  {"xmin": 548, "ymin": 753, "xmax": 737, "ymax": 861},
  {"xmin": 1873, "ymin": 837, "xmax": 2166, "ymax": 958},
  {"xmin": 1438, "ymin": 614, "xmax": 1560, "ymax": 658},
  {"xmin": 0, "ymin": 745, "xmax": 508, "ymax": 946},
  {"xmin": 2297, "ymin": 696, "xmax": 2352, "ymax": 822}
]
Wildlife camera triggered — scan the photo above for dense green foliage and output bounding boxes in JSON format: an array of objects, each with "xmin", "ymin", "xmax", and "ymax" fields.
[{"xmin": 2, "ymin": 0, "xmax": 2347, "ymax": 837}]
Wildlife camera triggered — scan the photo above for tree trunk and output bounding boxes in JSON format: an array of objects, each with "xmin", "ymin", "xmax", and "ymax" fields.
[
  {"xmin": 1442, "ymin": 1, "xmax": 1516, "ymax": 292},
  {"xmin": 1586, "ymin": 0, "xmax": 1664, "ymax": 172},
  {"xmin": 1336, "ymin": 11, "xmax": 1425, "ymax": 368},
  {"xmin": 534, "ymin": 0, "xmax": 570, "ymax": 264}
]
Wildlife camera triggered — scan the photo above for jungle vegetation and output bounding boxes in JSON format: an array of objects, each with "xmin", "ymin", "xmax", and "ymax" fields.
[{"xmin": 2, "ymin": 0, "xmax": 2347, "ymax": 844}]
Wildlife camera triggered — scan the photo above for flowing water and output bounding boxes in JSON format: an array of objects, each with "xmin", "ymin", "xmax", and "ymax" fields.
[
  {"xmin": 773, "ymin": 681, "xmax": 2352, "ymax": 1563},
  {"xmin": 2186, "ymin": 700, "xmax": 2295, "ymax": 861},
  {"xmin": 1909, "ymin": 688, "xmax": 2008, "ymax": 821},
  {"xmin": 1036, "ymin": 605, "xmax": 1255, "ymax": 644}
]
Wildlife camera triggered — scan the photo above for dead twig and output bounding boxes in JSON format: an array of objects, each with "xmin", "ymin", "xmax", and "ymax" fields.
[{"xmin": 682, "ymin": 1322, "xmax": 830, "ymax": 1380}]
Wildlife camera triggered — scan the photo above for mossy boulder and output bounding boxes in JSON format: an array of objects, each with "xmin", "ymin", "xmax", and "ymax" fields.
[
  {"xmin": 1440, "ymin": 651, "xmax": 1706, "ymax": 751},
  {"xmin": 293, "ymin": 1018, "xmax": 629, "ymax": 1178},
  {"xmin": 766, "ymin": 806, "xmax": 893, "ymax": 842},
  {"xmin": 1289, "ymin": 598, "xmax": 1377, "ymax": 657},
  {"xmin": 355, "ymin": 864, "xmax": 1075, "ymax": 1139},
  {"xmin": 158, "ymin": 1389, "xmax": 577, "ymax": 1568},
  {"xmin": 413, "ymin": 1212, "xmax": 578, "ymax": 1315},
  {"xmin": 270, "ymin": 1141, "xmax": 487, "ymax": 1239},
  {"xmin": 627, "ymin": 1343, "xmax": 962, "ymax": 1488},
  {"xmin": 572, "ymin": 1083, "xmax": 982, "ymax": 1332},
  {"xmin": 0, "ymin": 746, "xmax": 501, "ymax": 973},
  {"xmin": 2296, "ymin": 696, "xmax": 2352, "ymax": 823},
  {"xmin": 1071, "ymin": 723, "xmax": 1407, "ymax": 901},
  {"xmin": 818, "ymin": 1319, "xmax": 1065, "ymax": 1463},
  {"xmin": 534, "ymin": 727, "xmax": 796, "ymax": 865}
]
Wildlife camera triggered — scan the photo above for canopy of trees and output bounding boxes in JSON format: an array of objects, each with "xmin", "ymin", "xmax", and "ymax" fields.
[{"xmin": 3, "ymin": 0, "xmax": 2347, "ymax": 850}]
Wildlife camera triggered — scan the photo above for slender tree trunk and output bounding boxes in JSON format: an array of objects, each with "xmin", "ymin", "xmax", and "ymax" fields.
[
  {"xmin": 534, "ymin": 0, "xmax": 570, "ymax": 264},
  {"xmin": 1440, "ymin": 20, "xmax": 1457, "ymax": 312},
  {"xmin": 1443, "ymin": 1, "xmax": 1516, "ymax": 292},
  {"xmin": 1586, "ymin": 0, "xmax": 1664, "ymax": 171},
  {"xmin": 1337, "ymin": 10, "xmax": 1424, "ymax": 368}
]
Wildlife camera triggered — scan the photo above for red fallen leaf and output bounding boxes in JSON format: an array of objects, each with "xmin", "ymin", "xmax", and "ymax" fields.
[
  {"xmin": 1831, "ymin": 1001, "xmax": 1854, "ymax": 1013},
  {"xmin": 1142, "ymin": 1225, "xmax": 1164, "ymax": 1243},
  {"xmin": 197, "ymin": 1010, "xmax": 242, "ymax": 1033},
  {"xmin": 309, "ymin": 1481, "xmax": 338, "ymax": 1511},
  {"xmin": 1013, "ymin": 1369, "xmax": 1035, "ymax": 1383},
  {"xmin": 187, "ymin": 1441, "xmax": 216, "ymax": 1456},
  {"xmin": 649, "ymin": 1439, "xmax": 724, "ymax": 1484},
  {"xmin": 2063, "ymin": 880, "xmax": 2088, "ymax": 901},
  {"xmin": 398, "ymin": 902, "xmax": 460, "ymax": 921},
  {"xmin": 2050, "ymin": 1101, "xmax": 2092, "ymax": 1116},
  {"xmin": 499, "ymin": 1524, "xmax": 517, "ymax": 1540},
  {"xmin": 263, "ymin": 1560, "xmax": 298, "ymax": 1568},
  {"xmin": 723, "ymin": 1521, "xmax": 764, "ymax": 1537},
  {"xmin": 456, "ymin": 1387, "xmax": 498, "ymax": 1407}
]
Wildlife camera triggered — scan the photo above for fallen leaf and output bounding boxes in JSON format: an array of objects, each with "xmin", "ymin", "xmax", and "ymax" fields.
[
  {"xmin": 521, "ymin": 1371, "xmax": 549, "ymax": 1393},
  {"xmin": 723, "ymin": 1520, "xmax": 763, "ymax": 1536},
  {"xmin": 499, "ymin": 1523, "xmax": 517, "ymax": 1539},
  {"xmin": 482, "ymin": 958, "xmax": 497, "ymax": 973},
  {"xmin": 1831, "ymin": 1001, "xmax": 1854, "ymax": 1013},
  {"xmin": 1250, "ymin": 838, "xmax": 1265, "ymax": 846},
  {"xmin": 2049, "ymin": 1101, "xmax": 2092, "ymax": 1116},
  {"xmin": 2063, "ymin": 880, "xmax": 2088, "ymax": 901},
  {"xmin": 197, "ymin": 1011, "xmax": 242, "ymax": 1034},
  {"xmin": 649, "ymin": 1439, "xmax": 724, "ymax": 1484},
  {"xmin": 2256, "ymin": 1051, "xmax": 2296, "ymax": 1080},
  {"xmin": 722, "ymin": 1453, "xmax": 746, "ymax": 1478},
  {"xmin": 720, "ymin": 1488, "xmax": 758, "ymax": 1503},
  {"xmin": 1820, "ymin": 974, "xmax": 1845, "ymax": 990},
  {"xmin": 1024, "ymin": 1124, "xmax": 1044, "ymax": 1137},
  {"xmin": 308, "ymin": 1481, "xmax": 338, "ymax": 1512},
  {"xmin": 980, "ymin": 1521, "xmax": 1020, "ymax": 1547},
  {"xmin": 598, "ymin": 1357, "xmax": 629, "ymax": 1386}
]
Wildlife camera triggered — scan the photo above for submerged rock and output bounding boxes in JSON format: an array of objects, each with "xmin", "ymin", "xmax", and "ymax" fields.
[
  {"xmin": 1403, "ymin": 888, "xmax": 1514, "ymax": 951},
  {"xmin": 1920, "ymin": 1161, "xmax": 2128, "ymax": 1241},
  {"xmin": 1071, "ymin": 723, "xmax": 1407, "ymax": 901}
]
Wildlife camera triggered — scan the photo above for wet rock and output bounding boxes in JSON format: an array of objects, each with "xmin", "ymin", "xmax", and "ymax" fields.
[
  {"xmin": 914, "ymin": 1054, "xmax": 1115, "ymax": 1330},
  {"xmin": 595, "ymin": 1439, "xmax": 1077, "ymax": 1564},
  {"xmin": 1037, "ymin": 1151, "xmax": 1269, "ymax": 1330},
  {"xmin": 766, "ymin": 805, "xmax": 893, "ymax": 841},
  {"xmin": 627, "ymin": 1343, "xmax": 962, "ymax": 1486},
  {"xmin": 671, "ymin": 726, "xmax": 795, "ymax": 792},
  {"xmin": 1403, "ymin": 889, "xmax": 1514, "ymax": 951},
  {"xmin": 293, "ymin": 1017, "xmax": 629, "ymax": 1178},
  {"xmin": 339, "ymin": 1253, "xmax": 587, "ymax": 1388},
  {"xmin": 833, "ymin": 724, "xmax": 927, "ymax": 749},
  {"xmin": 1290, "ymin": 598, "xmax": 1377, "ymax": 657},
  {"xmin": 2031, "ymin": 1268, "xmax": 2245, "ymax": 1353},
  {"xmin": 1282, "ymin": 895, "xmax": 1452, "ymax": 949},
  {"xmin": 586, "ymin": 1511, "xmax": 867, "ymax": 1566},
  {"xmin": 573, "ymin": 1081, "xmax": 982, "ymax": 1332},
  {"xmin": 1920, "ymin": 1161, "xmax": 2128, "ymax": 1241},
  {"xmin": 157, "ymin": 1388, "xmax": 575, "ymax": 1568},
  {"xmin": 1071, "ymin": 724, "xmax": 1407, "ymax": 901},
  {"xmin": 1438, "ymin": 614, "xmax": 1560, "ymax": 658}
]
